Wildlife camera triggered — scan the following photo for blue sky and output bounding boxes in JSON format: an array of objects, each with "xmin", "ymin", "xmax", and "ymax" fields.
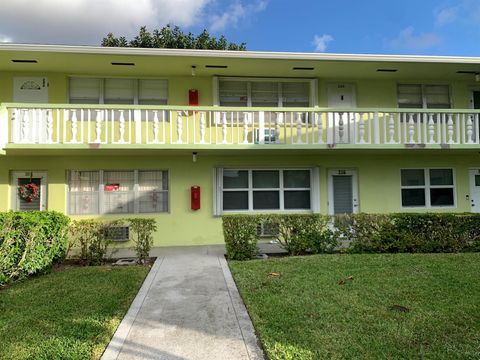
[{"xmin": 1, "ymin": 0, "xmax": 479, "ymax": 56}]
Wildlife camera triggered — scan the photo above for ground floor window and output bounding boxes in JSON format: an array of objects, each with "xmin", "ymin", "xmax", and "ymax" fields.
[
  {"xmin": 401, "ymin": 168, "xmax": 455, "ymax": 207},
  {"xmin": 215, "ymin": 168, "xmax": 319, "ymax": 214},
  {"xmin": 68, "ymin": 170, "xmax": 168, "ymax": 215}
]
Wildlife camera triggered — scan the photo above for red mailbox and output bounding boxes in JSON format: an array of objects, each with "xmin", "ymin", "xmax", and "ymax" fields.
[
  {"xmin": 191, "ymin": 186, "xmax": 200, "ymax": 210},
  {"xmin": 188, "ymin": 89, "xmax": 199, "ymax": 106}
]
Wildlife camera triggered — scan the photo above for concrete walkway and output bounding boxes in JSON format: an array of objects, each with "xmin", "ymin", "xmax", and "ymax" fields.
[{"xmin": 101, "ymin": 246, "xmax": 265, "ymax": 360}]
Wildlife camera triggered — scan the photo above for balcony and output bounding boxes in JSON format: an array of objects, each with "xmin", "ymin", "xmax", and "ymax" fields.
[{"xmin": 1, "ymin": 103, "xmax": 480, "ymax": 151}]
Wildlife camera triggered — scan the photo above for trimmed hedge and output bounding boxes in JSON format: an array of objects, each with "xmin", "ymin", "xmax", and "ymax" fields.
[
  {"xmin": 223, "ymin": 215, "xmax": 260, "ymax": 260},
  {"xmin": 223, "ymin": 214, "xmax": 338, "ymax": 259},
  {"xmin": 223, "ymin": 213, "xmax": 480, "ymax": 260},
  {"xmin": 0, "ymin": 211, "xmax": 70, "ymax": 285},
  {"xmin": 338, "ymin": 213, "xmax": 480, "ymax": 253}
]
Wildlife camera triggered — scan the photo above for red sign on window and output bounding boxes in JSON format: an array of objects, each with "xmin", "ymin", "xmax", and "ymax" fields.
[{"xmin": 104, "ymin": 184, "xmax": 120, "ymax": 192}]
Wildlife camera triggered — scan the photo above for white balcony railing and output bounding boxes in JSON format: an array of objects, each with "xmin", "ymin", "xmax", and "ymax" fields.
[{"xmin": 2, "ymin": 104, "xmax": 480, "ymax": 148}]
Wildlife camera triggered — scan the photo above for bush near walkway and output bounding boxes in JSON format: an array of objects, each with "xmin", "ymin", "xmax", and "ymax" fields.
[
  {"xmin": 223, "ymin": 213, "xmax": 480, "ymax": 260},
  {"xmin": 0, "ymin": 211, "xmax": 70, "ymax": 285}
]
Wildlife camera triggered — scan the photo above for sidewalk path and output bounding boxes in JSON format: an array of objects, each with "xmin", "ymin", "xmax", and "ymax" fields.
[{"xmin": 101, "ymin": 246, "xmax": 265, "ymax": 360}]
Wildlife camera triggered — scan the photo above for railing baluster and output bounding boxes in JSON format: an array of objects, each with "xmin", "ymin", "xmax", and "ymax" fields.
[
  {"xmin": 70, "ymin": 110, "xmax": 77, "ymax": 143},
  {"xmin": 358, "ymin": 112, "xmax": 365, "ymax": 144},
  {"xmin": 447, "ymin": 113, "xmax": 454, "ymax": 144},
  {"xmin": 428, "ymin": 114, "xmax": 435, "ymax": 143},
  {"xmin": 221, "ymin": 112, "xmax": 227, "ymax": 144},
  {"xmin": 118, "ymin": 110, "xmax": 125, "ymax": 143},
  {"xmin": 176, "ymin": 111, "xmax": 183, "ymax": 144},
  {"xmin": 296, "ymin": 112, "xmax": 303, "ymax": 144},
  {"xmin": 95, "ymin": 110, "xmax": 102, "ymax": 143},
  {"xmin": 152, "ymin": 110, "xmax": 159, "ymax": 144},
  {"xmin": 199, "ymin": 112, "xmax": 206, "ymax": 144},
  {"xmin": 408, "ymin": 113, "xmax": 415, "ymax": 144},
  {"xmin": 388, "ymin": 113, "xmax": 395, "ymax": 144},
  {"xmin": 466, "ymin": 115, "xmax": 474, "ymax": 143},
  {"xmin": 316, "ymin": 112, "xmax": 323, "ymax": 144}
]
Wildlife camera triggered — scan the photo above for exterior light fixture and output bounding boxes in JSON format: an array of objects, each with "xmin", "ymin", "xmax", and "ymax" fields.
[
  {"xmin": 192, "ymin": 152, "xmax": 198, "ymax": 162},
  {"xmin": 476, "ymin": 73, "xmax": 480, "ymax": 82},
  {"xmin": 191, "ymin": 65, "xmax": 196, "ymax": 76}
]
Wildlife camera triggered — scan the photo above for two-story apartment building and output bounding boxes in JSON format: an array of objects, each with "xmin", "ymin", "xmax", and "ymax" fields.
[{"xmin": 1, "ymin": 44, "xmax": 480, "ymax": 246}]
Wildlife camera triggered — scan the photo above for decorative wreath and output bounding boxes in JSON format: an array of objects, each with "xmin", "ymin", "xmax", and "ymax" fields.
[{"xmin": 18, "ymin": 183, "xmax": 39, "ymax": 203}]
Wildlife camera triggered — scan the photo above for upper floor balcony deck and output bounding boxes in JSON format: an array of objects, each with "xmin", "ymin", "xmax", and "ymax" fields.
[{"xmin": 1, "ymin": 103, "xmax": 480, "ymax": 153}]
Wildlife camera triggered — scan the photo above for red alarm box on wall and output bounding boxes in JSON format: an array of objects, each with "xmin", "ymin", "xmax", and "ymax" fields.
[
  {"xmin": 191, "ymin": 186, "xmax": 200, "ymax": 210},
  {"xmin": 189, "ymin": 89, "xmax": 199, "ymax": 106}
]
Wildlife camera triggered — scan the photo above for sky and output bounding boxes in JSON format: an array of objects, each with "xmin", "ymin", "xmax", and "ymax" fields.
[{"xmin": 0, "ymin": 0, "xmax": 479, "ymax": 56}]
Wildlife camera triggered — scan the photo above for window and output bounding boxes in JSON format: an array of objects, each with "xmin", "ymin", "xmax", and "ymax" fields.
[
  {"xmin": 401, "ymin": 168, "xmax": 455, "ymax": 208},
  {"xmin": 68, "ymin": 170, "xmax": 168, "ymax": 215},
  {"xmin": 218, "ymin": 78, "xmax": 312, "ymax": 108},
  {"xmin": 69, "ymin": 78, "xmax": 168, "ymax": 105},
  {"xmin": 219, "ymin": 168, "xmax": 317, "ymax": 212},
  {"xmin": 397, "ymin": 84, "xmax": 451, "ymax": 109}
]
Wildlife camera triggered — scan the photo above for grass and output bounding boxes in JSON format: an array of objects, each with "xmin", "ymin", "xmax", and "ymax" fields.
[
  {"xmin": 229, "ymin": 253, "xmax": 480, "ymax": 360},
  {"xmin": 0, "ymin": 265, "xmax": 150, "ymax": 360}
]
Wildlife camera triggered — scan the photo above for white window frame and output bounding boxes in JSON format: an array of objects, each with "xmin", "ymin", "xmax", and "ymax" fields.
[
  {"xmin": 400, "ymin": 168, "xmax": 456, "ymax": 209},
  {"xmin": 213, "ymin": 167, "xmax": 320, "ymax": 215},
  {"xmin": 68, "ymin": 169, "xmax": 169, "ymax": 215},
  {"xmin": 213, "ymin": 77, "xmax": 318, "ymax": 108},
  {"xmin": 68, "ymin": 77, "xmax": 168, "ymax": 105},
  {"xmin": 397, "ymin": 84, "xmax": 452, "ymax": 109}
]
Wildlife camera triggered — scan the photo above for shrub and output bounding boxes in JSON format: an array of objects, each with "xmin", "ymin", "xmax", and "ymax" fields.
[
  {"xmin": 69, "ymin": 219, "xmax": 123, "ymax": 265},
  {"xmin": 338, "ymin": 213, "xmax": 480, "ymax": 253},
  {"xmin": 222, "ymin": 215, "xmax": 260, "ymax": 260},
  {"xmin": 265, "ymin": 214, "xmax": 338, "ymax": 255},
  {"xmin": 128, "ymin": 218, "xmax": 157, "ymax": 263},
  {"xmin": 0, "ymin": 211, "xmax": 70, "ymax": 285}
]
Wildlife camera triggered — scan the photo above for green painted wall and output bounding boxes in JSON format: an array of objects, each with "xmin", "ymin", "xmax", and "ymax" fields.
[
  {"xmin": 0, "ymin": 153, "xmax": 478, "ymax": 246},
  {"xmin": 1, "ymin": 70, "xmax": 479, "ymax": 108}
]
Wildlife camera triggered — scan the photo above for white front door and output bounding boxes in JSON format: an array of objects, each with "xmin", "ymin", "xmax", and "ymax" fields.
[
  {"xmin": 13, "ymin": 77, "xmax": 48, "ymax": 103},
  {"xmin": 12, "ymin": 77, "xmax": 49, "ymax": 144},
  {"xmin": 469, "ymin": 169, "xmax": 480, "ymax": 213},
  {"xmin": 328, "ymin": 169, "xmax": 359, "ymax": 214},
  {"xmin": 11, "ymin": 171, "xmax": 47, "ymax": 211},
  {"xmin": 327, "ymin": 83, "xmax": 357, "ymax": 143}
]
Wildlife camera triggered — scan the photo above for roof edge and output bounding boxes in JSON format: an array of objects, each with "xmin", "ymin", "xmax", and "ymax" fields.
[{"xmin": 1, "ymin": 43, "xmax": 480, "ymax": 64}]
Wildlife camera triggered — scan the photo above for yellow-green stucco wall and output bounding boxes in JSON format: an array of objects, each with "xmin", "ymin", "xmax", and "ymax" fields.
[{"xmin": 0, "ymin": 153, "xmax": 478, "ymax": 246}]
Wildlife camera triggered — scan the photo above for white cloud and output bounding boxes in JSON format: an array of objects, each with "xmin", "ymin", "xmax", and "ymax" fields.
[
  {"xmin": 388, "ymin": 26, "xmax": 442, "ymax": 51},
  {"xmin": 0, "ymin": 0, "xmax": 265, "ymax": 45},
  {"xmin": 312, "ymin": 34, "xmax": 333, "ymax": 52},
  {"xmin": 209, "ymin": 0, "xmax": 268, "ymax": 32},
  {"xmin": 434, "ymin": 6, "xmax": 459, "ymax": 26}
]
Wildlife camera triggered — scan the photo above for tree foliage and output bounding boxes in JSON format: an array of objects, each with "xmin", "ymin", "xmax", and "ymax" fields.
[{"xmin": 102, "ymin": 25, "xmax": 246, "ymax": 50}]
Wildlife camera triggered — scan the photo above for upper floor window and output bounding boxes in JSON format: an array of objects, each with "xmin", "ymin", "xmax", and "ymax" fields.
[
  {"xmin": 217, "ymin": 78, "xmax": 314, "ymax": 108},
  {"xmin": 397, "ymin": 84, "xmax": 451, "ymax": 109},
  {"xmin": 69, "ymin": 78, "xmax": 168, "ymax": 105}
]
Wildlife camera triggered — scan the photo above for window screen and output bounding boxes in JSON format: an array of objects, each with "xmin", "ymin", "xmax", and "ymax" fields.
[{"xmin": 69, "ymin": 78, "xmax": 101, "ymax": 104}]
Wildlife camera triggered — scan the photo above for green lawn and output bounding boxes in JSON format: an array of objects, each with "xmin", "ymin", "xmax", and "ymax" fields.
[
  {"xmin": 0, "ymin": 265, "xmax": 149, "ymax": 360},
  {"xmin": 230, "ymin": 253, "xmax": 480, "ymax": 360}
]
